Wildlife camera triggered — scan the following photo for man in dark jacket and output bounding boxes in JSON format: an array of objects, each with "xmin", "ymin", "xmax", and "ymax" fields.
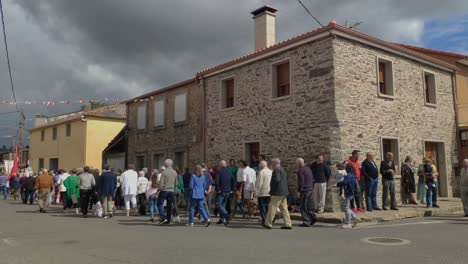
[
  {"xmin": 380, "ymin": 152, "xmax": 398, "ymax": 210},
  {"xmin": 297, "ymin": 158, "xmax": 316, "ymax": 227},
  {"xmin": 24, "ymin": 174, "xmax": 36, "ymax": 205},
  {"xmin": 263, "ymin": 158, "xmax": 292, "ymax": 230},
  {"xmin": 310, "ymin": 155, "xmax": 331, "ymax": 214},
  {"xmin": 362, "ymin": 152, "xmax": 381, "ymax": 211},
  {"xmin": 98, "ymin": 165, "xmax": 117, "ymax": 218},
  {"xmin": 215, "ymin": 160, "xmax": 235, "ymax": 226}
]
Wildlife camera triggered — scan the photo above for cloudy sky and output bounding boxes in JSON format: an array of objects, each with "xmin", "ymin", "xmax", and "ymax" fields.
[{"xmin": 0, "ymin": 0, "xmax": 467, "ymax": 147}]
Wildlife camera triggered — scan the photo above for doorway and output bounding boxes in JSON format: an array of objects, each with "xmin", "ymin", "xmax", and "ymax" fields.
[
  {"xmin": 49, "ymin": 158, "xmax": 59, "ymax": 172},
  {"xmin": 424, "ymin": 141, "xmax": 447, "ymax": 197},
  {"xmin": 244, "ymin": 142, "xmax": 260, "ymax": 163}
]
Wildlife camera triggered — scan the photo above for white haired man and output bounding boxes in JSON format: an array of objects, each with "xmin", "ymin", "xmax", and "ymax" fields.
[
  {"xmin": 461, "ymin": 159, "xmax": 468, "ymax": 217},
  {"xmin": 263, "ymin": 158, "xmax": 292, "ymax": 230},
  {"xmin": 157, "ymin": 159, "xmax": 179, "ymax": 225},
  {"xmin": 255, "ymin": 160, "xmax": 272, "ymax": 225},
  {"xmin": 120, "ymin": 164, "xmax": 138, "ymax": 216}
]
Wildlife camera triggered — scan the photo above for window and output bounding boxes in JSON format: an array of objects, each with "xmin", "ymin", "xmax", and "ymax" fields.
[
  {"xmin": 66, "ymin": 124, "xmax": 71, "ymax": 137},
  {"xmin": 174, "ymin": 151, "xmax": 186, "ymax": 171},
  {"xmin": 137, "ymin": 104, "xmax": 146, "ymax": 130},
  {"xmin": 49, "ymin": 158, "xmax": 59, "ymax": 171},
  {"xmin": 153, "ymin": 154, "xmax": 165, "ymax": 170},
  {"xmin": 272, "ymin": 60, "xmax": 290, "ymax": 98},
  {"xmin": 377, "ymin": 58, "xmax": 394, "ymax": 97},
  {"xmin": 38, "ymin": 158, "xmax": 44, "ymax": 170},
  {"xmin": 424, "ymin": 71, "xmax": 437, "ymax": 105},
  {"xmin": 221, "ymin": 78, "xmax": 235, "ymax": 109},
  {"xmin": 40, "ymin": 130, "xmax": 45, "ymax": 142},
  {"xmin": 381, "ymin": 137, "xmax": 400, "ymax": 171},
  {"xmin": 174, "ymin": 93, "xmax": 187, "ymax": 123},
  {"xmin": 244, "ymin": 142, "xmax": 260, "ymax": 162},
  {"xmin": 52, "ymin": 127, "xmax": 58, "ymax": 140},
  {"xmin": 461, "ymin": 131, "xmax": 468, "ymax": 146},
  {"xmin": 153, "ymin": 99, "xmax": 165, "ymax": 127},
  {"xmin": 135, "ymin": 155, "xmax": 145, "ymax": 171}
]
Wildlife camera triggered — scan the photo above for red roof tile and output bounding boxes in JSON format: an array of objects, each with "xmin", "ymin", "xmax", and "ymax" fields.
[{"xmin": 394, "ymin": 43, "xmax": 468, "ymax": 60}]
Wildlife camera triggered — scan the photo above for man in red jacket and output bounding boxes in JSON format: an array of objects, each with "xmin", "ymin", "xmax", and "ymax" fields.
[{"xmin": 347, "ymin": 150, "xmax": 365, "ymax": 213}]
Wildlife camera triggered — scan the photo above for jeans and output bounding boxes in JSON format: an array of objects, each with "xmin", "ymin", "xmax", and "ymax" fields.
[
  {"xmin": 0, "ymin": 186, "xmax": 7, "ymax": 200},
  {"xmin": 216, "ymin": 192, "xmax": 231, "ymax": 222},
  {"xmin": 342, "ymin": 195, "xmax": 356, "ymax": 225},
  {"xmin": 365, "ymin": 178, "xmax": 379, "ymax": 209},
  {"xmin": 350, "ymin": 179, "xmax": 361, "ymax": 209},
  {"xmin": 25, "ymin": 190, "xmax": 35, "ymax": 204},
  {"xmin": 80, "ymin": 189, "xmax": 92, "ymax": 216},
  {"xmin": 205, "ymin": 192, "xmax": 212, "ymax": 216},
  {"xmin": 148, "ymin": 194, "xmax": 158, "ymax": 218},
  {"xmin": 189, "ymin": 198, "xmax": 209, "ymax": 224},
  {"xmin": 426, "ymin": 182, "xmax": 438, "ymax": 206},
  {"xmin": 157, "ymin": 191, "xmax": 175, "ymax": 222},
  {"xmin": 184, "ymin": 188, "xmax": 191, "ymax": 215},
  {"xmin": 300, "ymin": 191, "xmax": 316, "ymax": 225},
  {"xmin": 257, "ymin": 196, "xmax": 271, "ymax": 224},
  {"xmin": 382, "ymin": 179, "xmax": 397, "ymax": 208},
  {"xmin": 313, "ymin": 182, "xmax": 327, "ymax": 211}
]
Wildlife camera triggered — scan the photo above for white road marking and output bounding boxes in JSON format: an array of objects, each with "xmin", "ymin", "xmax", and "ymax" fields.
[
  {"xmin": 361, "ymin": 237, "xmax": 411, "ymax": 246},
  {"xmin": 355, "ymin": 220, "xmax": 447, "ymax": 229}
]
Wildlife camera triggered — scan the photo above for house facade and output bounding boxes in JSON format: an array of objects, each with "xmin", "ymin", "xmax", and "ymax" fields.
[
  {"xmin": 29, "ymin": 104, "xmax": 126, "ymax": 172},
  {"xmin": 125, "ymin": 79, "xmax": 203, "ymax": 173},
  {"xmin": 197, "ymin": 7, "xmax": 457, "ymax": 199}
]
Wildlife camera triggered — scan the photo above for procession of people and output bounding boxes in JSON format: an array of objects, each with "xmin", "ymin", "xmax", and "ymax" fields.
[{"xmin": 1, "ymin": 150, "xmax": 467, "ymax": 230}]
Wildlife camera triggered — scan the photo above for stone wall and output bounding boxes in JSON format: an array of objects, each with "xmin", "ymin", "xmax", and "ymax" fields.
[
  {"xmin": 127, "ymin": 80, "xmax": 204, "ymax": 172},
  {"xmin": 203, "ymin": 37, "xmax": 338, "ymax": 183},
  {"xmin": 333, "ymin": 36, "xmax": 457, "ymax": 198}
]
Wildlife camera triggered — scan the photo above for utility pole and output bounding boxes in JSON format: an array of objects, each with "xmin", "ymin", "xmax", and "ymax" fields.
[{"xmin": 18, "ymin": 110, "xmax": 25, "ymax": 167}]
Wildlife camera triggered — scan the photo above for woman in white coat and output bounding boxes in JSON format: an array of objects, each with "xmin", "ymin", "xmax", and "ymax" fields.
[{"xmin": 120, "ymin": 164, "xmax": 138, "ymax": 216}]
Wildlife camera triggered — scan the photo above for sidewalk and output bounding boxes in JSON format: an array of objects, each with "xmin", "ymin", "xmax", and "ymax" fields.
[{"xmin": 290, "ymin": 198, "xmax": 464, "ymax": 224}]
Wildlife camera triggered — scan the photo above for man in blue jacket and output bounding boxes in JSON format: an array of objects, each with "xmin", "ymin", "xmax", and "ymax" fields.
[
  {"xmin": 361, "ymin": 152, "xmax": 381, "ymax": 211},
  {"xmin": 215, "ymin": 160, "xmax": 235, "ymax": 226},
  {"xmin": 98, "ymin": 165, "xmax": 117, "ymax": 218}
]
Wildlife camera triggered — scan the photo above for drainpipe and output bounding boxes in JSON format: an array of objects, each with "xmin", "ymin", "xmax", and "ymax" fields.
[
  {"xmin": 200, "ymin": 77, "xmax": 207, "ymax": 163},
  {"xmin": 452, "ymin": 73, "xmax": 461, "ymax": 166}
]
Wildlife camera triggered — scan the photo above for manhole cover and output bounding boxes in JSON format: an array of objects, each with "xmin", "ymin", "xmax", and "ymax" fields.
[{"xmin": 361, "ymin": 237, "xmax": 411, "ymax": 246}]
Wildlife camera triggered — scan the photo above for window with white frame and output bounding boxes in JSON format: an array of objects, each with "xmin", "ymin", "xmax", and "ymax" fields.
[
  {"xmin": 174, "ymin": 93, "xmax": 187, "ymax": 123},
  {"xmin": 424, "ymin": 71, "xmax": 437, "ymax": 105},
  {"xmin": 137, "ymin": 104, "xmax": 146, "ymax": 130},
  {"xmin": 377, "ymin": 58, "xmax": 394, "ymax": 97},
  {"xmin": 153, "ymin": 99, "xmax": 165, "ymax": 127}
]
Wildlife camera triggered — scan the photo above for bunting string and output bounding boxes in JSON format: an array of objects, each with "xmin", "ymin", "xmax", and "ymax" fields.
[{"xmin": 0, "ymin": 97, "xmax": 121, "ymax": 106}]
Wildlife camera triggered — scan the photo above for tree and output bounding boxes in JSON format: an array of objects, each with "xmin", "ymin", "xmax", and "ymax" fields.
[{"xmin": 80, "ymin": 101, "xmax": 108, "ymax": 111}]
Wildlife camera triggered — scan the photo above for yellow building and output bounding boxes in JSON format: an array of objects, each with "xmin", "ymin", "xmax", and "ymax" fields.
[{"xmin": 29, "ymin": 104, "xmax": 126, "ymax": 172}]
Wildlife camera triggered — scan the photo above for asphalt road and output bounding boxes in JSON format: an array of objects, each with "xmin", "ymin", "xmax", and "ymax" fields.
[{"xmin": 0, "ymin": 199, "xmax": 467, "ymax": 264}]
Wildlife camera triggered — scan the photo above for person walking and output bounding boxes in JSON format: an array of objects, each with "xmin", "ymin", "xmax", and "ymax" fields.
[
  {"xmin": 424, "ymin": 158, "xmax": 440, "ymax": 208},
  {"xmin": 0, "ymin": 173, "xmax": 8, "ymax": 200},
  {"xmin": 146, "ymin": 172, "xmax": 159, "ymax": 222},
  {"xmin": 53, "ymin": 170, "xmax": 61, "ymax": 204},
  {"xmin": 157, "ymin": 159, "xmax": 178, "ymax": 225},
  {"xmin": 215, "ymin": 160, "xmax": 235, "ymax": 226},
  {"xmin": 241, "ymin": 161, "xmax": 257, "ymax": 218},
  {"xmin": 201, "ymin": 164, "xmax": 213, "ymax": 216},
  {"xmin": 188, "ymin": 165, "xmax": 211, "ymax": 227},
  {"xmin": 182, "ymin": 168, "xmax": 191, "ymax": 216},
  {"xmin": 120, "ymin": 164, "xmax": 138, "ymax": 216},
  {"xmin": 173, "ymin": 170, "xmax": 184, "ymax": 223},
  {"xmin": 137, "ymin": 171, "xmax": 148, "ymax": 216},
  {"xmin": 401, "ymin": 156, "xmax": 418, "ymax": 205},
  {"xmin": 58, "ymin": 169, "xmax": 70, "ymax": 209},
  {"xmin": 255, "ymin": 160, "xmax": 272, "ymax": 225},
  {"xmin": 417, "ymin": 159, "xmax": 427, "ymax": 204},
  {"xmin": 63, "ymin": 169, "xmax": 80, "ymax": 214},
  {"xmin": 461, "ymin": 159, "xmax": 468, "ymax": 217},
  {"xmin": 296, "ymin": 158, "xmax": 316, "ymax": 227},
  {"xmin": 338, "ymin": 163, "xmax": 361, "ymax": 229},
  {"xmin": 34, "ymin": 169, "xmax": 54, "ymax": 213},
  {"xmin": 310, "ymin": 155, "xmax": 331, "ymax": 214},
  {"xmin": 361, "ymin": 152, "xmax": 381, "ymax": 211},
  {"xmin": 20, "ymin": 172, "xmax": 28, "ymax": 203},
  {"xmin": 77, "ymin": 166, "xmax": 96, "ymax": 217},
  {"xmin": 347, "ymin": 151, "xmax": 365, "ymax": 213},
  {"xmin": 24, "ymin": 173, "xmax": 36, "ymax": 205},
  {"xmin": 380, "ymin": 152, "xmax": 398, "ymax": 210},
  {"xmin": 99, "ymin": 165, "xmax": 117, "ymax": 218},
  {"xmin": 263, "ymin": 158, "xmax": 292, "ymax": 230}
]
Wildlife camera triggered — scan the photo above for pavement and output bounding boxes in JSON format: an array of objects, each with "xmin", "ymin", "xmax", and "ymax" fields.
[
  {"xmin": 1, "ymin": 198, "xmax": 468, "ymax": 264},
  {"xmin": 290, "ymin": 198, "xmax": 464, "ymax": 223}
]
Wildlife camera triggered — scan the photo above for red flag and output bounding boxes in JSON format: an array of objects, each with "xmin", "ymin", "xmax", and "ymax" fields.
[{"xmin": 8, "ymin": 146, "xmax": 18, "ymax": 180}]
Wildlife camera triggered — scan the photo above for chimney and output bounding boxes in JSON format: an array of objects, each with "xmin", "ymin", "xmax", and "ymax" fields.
[
  {"xmin": 251, "ymin": 5, "xmax": 277, "ymax": 51},
  {"xmin": 34, "ymin": 115, "xmax": 48, "ymax": 127}
]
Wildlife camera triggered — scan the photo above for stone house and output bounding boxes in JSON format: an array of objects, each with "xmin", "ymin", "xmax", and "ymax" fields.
[
  {"xmin": 125, "ymin": 78, "xmax": 204, "ymax": 173},
  {"xmin": 196, "ymin": 6, "xmax": 458, "ymax": 201}
]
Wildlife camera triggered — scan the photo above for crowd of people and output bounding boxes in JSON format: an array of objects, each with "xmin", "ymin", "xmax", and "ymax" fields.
[{"xmin": 1, "ymin": 149, "xmax": 467, "ymax": 230}]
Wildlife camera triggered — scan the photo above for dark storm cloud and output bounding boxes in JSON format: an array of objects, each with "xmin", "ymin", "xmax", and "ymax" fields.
[{"xmin": 0, "ymin": 0, "xmax": 467, "ymax": 146}]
